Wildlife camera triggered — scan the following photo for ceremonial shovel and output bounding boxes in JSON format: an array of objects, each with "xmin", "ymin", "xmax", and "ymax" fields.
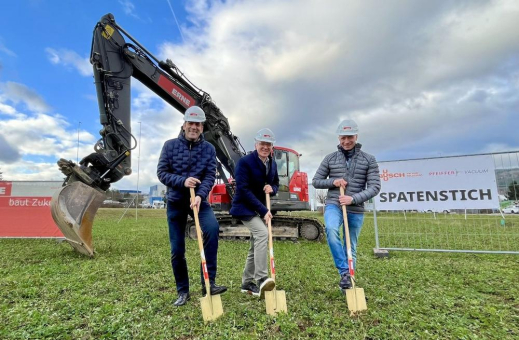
[
  {"xmin": 340, "ymin": 187, "xmax": 367, "ymax": 315},
  {"xmin": 264, "ymin": 193, "xmax": 288, "ymax": 315},
  {"xmin": 190, "ymin": 188, "xmax": 224, "ymax": 322}
]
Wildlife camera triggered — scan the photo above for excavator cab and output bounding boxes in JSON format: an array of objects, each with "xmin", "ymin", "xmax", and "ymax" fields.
[
  {"xmin": 272, "ymin": 147, "xmax": 310, "ymax": 212},
  {"xmin": 209, "ymin": 147, "xmax": 310, "ymax": 213}
]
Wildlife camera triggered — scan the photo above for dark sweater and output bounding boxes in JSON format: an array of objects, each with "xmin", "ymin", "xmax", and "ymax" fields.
[{"xmin": 230, "ymin": 150, "xmax": 279, "ymax": 218}]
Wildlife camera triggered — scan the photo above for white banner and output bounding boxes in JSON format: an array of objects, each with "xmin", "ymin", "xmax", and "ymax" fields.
[
  {"xmin": 10, "ymin": 181, "xmax": 62, "ymax": 196},
  {"xmin": 374, "ymin": 155, "xmax": 499, "ymax": 210}
]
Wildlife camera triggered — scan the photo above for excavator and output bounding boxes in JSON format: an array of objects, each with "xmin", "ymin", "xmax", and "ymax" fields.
[{"xmin": 51, "ymin": 13, "xmax": 323, "ymax": 257}]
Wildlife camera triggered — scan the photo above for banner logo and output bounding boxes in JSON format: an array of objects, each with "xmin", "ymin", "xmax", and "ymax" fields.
[
  {"xmin": 380, "ymin": 169, "xmax": 406, "ymax": 181},
  {"xmin": 429, "ymin": 170, "xmax": 456, "ymax": 176},
  {"xmin": 157, "ymin": 75, "xmax": 195, "ymax": 108}
]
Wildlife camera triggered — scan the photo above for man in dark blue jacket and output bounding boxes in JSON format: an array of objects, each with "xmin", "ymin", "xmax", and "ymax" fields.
[
  {"xmin": 230, "ymin": 128, "xmax": 279, "ymax": 298},
  {"xmin": 157, "ymin": 106, "xmax": 227, "ymax": 307}
]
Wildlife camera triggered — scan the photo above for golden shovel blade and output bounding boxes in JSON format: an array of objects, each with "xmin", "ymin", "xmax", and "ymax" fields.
[
  {"xmin": 50, "ymin": 181, "xmax": 105, "ymax": 257},
  {"xmin": 345, "ymin": 287, "xmax": 367, "ymax": 315},
  {"xmin": 200, "ymin": 294, "xmax": 224, "ymax": 322},
  {"xmin": 265, "ymin": 289, "xmax": 287, "ymax": 315}
]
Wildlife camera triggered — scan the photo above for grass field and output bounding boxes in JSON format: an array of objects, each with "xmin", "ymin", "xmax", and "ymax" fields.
[{"xmin": 1, "ymin": 209, "xmax": 518, "ymax": 339}]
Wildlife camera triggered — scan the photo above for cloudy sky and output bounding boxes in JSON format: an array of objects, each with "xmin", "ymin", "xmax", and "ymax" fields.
[{"xmin": 0, "ymin": 0, "xmax": 518, "ymax": 192}]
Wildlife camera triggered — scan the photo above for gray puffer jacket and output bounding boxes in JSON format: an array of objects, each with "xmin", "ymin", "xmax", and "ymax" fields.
[{"xmin": 312, "ymin": 143, "xmax": 381, "ymax": 213}]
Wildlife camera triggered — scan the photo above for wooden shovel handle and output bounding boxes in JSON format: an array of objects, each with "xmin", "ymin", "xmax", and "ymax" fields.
[
  {"xmin": 340, "ymin": 187, "xmax": 355, "ymax": 278},
  {"xmin": 190, "ymin": 188, "xmax": 211, "ymax": 293},
  {"xmin": 266, "ymin": 193, "xmax": 276, "ymax": 281}
]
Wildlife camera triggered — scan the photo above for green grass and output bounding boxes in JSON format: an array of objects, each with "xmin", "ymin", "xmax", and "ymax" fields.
[{"xmin": 1, "ymin": 209, "xmax": 518, "ymax": 339}]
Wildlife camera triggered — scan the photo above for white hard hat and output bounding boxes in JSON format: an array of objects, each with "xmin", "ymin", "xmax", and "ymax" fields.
[
  {"xmin": 184, "ymin": 106, "xmax": 206, "ymax": 122},
  {"xmin": 336, "ymin": 119, "xmax": 359, "ymax": 135},
  {"xmin": 254, "ymin": 128, "xmax": 276, "ymax": 144}
]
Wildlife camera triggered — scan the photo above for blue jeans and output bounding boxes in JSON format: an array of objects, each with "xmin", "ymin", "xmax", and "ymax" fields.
[
  {"xmin": 324, "ymin": 204, "xmax": 365, "ymax": 276},
  {"xmin": 167, "ymin": 199, "xmax": 220, "ymax": 294}
]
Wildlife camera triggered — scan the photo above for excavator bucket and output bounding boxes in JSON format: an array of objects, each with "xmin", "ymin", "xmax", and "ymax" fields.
[{"xmin": 51, "ymin": 181, "xmax": 105, "ymax": 257}]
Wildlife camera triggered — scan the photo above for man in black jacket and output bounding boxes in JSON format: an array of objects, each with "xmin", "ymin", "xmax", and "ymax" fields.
[
  {"xmin": 157, "ymin": 106, "xmax": 227, "ymax": 307},
  {"xmin": 230, "ymin": 128, "xmax": 279, "ymax": 298}
]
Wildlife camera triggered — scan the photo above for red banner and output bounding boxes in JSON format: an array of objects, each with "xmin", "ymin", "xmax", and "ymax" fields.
[
  {"xmin": 0, "ymin": 181, "xmax": 63, "ymax": 238},
  {"xmin": 0, "ymin": 181, "xmax": 12, "ymax": 196}
]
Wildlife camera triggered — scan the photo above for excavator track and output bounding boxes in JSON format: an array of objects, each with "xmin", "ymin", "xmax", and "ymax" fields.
[{"xmin": 187, "ymin": 214, "xmax": 324, "ymax": 242}]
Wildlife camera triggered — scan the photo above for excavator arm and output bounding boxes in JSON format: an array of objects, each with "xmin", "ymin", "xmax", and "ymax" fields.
[{"xmin": 51, "ymin": 13, "xmax": 244, "ymax": 256}]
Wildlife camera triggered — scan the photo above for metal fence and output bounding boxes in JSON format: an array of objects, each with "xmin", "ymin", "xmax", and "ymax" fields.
[{"xmin": 373, "ymin": 151, "xmax": 519, "ymax": 255}]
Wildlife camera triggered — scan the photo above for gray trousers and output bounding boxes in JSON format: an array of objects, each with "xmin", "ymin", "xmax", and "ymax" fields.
[{"xmin": 241, "ymin": 216, "xmax": 269, "ymax": 284}]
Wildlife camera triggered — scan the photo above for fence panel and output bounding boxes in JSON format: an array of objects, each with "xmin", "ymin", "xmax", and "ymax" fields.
[{"xmin": 374, "ymin": 151, "xmax": 519, "ymax": 254}]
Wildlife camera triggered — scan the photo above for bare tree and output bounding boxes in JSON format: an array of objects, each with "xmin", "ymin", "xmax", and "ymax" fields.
[
  {"xmin": 0, "ymin": 168, "xmax": 3, "ymax": 181},
  {"xmin": 316, "ymin": 189, "xmax": 328, "ymax": 205}
]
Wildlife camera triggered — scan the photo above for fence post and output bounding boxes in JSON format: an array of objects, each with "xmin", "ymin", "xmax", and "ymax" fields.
[{"xmin": 372, "ymin": 200, "xmax": 389, "ymax": 258}]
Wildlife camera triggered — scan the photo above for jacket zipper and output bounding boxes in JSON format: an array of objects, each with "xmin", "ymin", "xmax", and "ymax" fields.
[{"xmin": 187, "ymin": 142, "xmax": 192, "ymax": 177}]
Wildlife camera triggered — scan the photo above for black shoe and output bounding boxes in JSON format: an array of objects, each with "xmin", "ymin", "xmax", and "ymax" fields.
[
  {"xmin": 258, "ymin": 277, "xmax": 275, "ymax": 299},
  {"xmin": 173, "ymin": 292, "xmax": 190, "ymax": 306},
  {"xmin": 201, "ymin": 283, "xmax": 228, "ymax": 296},
  {"xmin": 339, "ymin": 273, "xmax": 352, "ymax": 289},
  {"xmin": 240, "ymin": 281, "xmax": 260, "ymax": 297}
]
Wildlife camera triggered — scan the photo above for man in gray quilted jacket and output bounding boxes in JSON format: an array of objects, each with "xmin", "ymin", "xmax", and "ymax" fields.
[{"xmin": 312, "ymin": 119, "xmax": 380, "ymax": 290}]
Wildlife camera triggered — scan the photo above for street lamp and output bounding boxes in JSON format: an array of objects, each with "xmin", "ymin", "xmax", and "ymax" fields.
[
  {"xmin": 76, "ymin": 121, "xmax": 82, "ymax": 163},
  {"xmin": 136, "ymin": 122, "xmax": 142, "ymax": 220}
]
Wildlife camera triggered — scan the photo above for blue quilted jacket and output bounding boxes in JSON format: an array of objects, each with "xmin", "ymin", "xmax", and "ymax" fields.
[
  {"xmin": 230, "ymin": 150, "xmax": 279, "ymax": 218},
  {"xmin": 157, "ymin": 133, "xmax": 216, "ymax": 202}
]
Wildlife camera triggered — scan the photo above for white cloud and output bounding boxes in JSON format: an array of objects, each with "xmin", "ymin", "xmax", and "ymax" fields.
[
  {"xmin": 0, "ymin": 41, "xmax": 16, "ymax": 57},
  {"xmin": 0, "ymin": 102, "xmax": 18, "ymax": 116},
  {"xmin": 0, "ymin": 161, "xmax": 64, "ymax": 182},
  {"xmin": 45, "ymin": 48, "xmax": 92, "ymax": 76},
  {"xmin": 479, "ymin": 143, "xmax": 519, "ymax": 154},
  {"xmin": 155, "ymin": 0, "xmax": 519, "ymax": 160},
  {"xmin": 0, "ymin": 134, "xmax": 21, "ymax": 163},
  {"xmin": 0, "ymin": 81, "xmax": 97, "ymax": 180},
  {"xmin": 0, "ymin": 82, "xmax": 51, "ymax": 112},
  {"xmin": 119, "ymin": 0, "xmax": 141, "ymax": 20},
  {"xmin": 0, "ymin": 111, "xmax": 95, "ymax": 158}
]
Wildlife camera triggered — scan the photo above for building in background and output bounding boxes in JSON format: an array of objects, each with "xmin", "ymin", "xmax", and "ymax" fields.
[
  {"xmin": 308, "ymin": 184, "xmax": 325, "ymax": 212},
  {"xmin": 109, "ymin": 189, "xmax": 148, "ymax": 207},
  {"xmin": 149, "ymin": 184, "xmax": 167, "ymax": 207}
]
